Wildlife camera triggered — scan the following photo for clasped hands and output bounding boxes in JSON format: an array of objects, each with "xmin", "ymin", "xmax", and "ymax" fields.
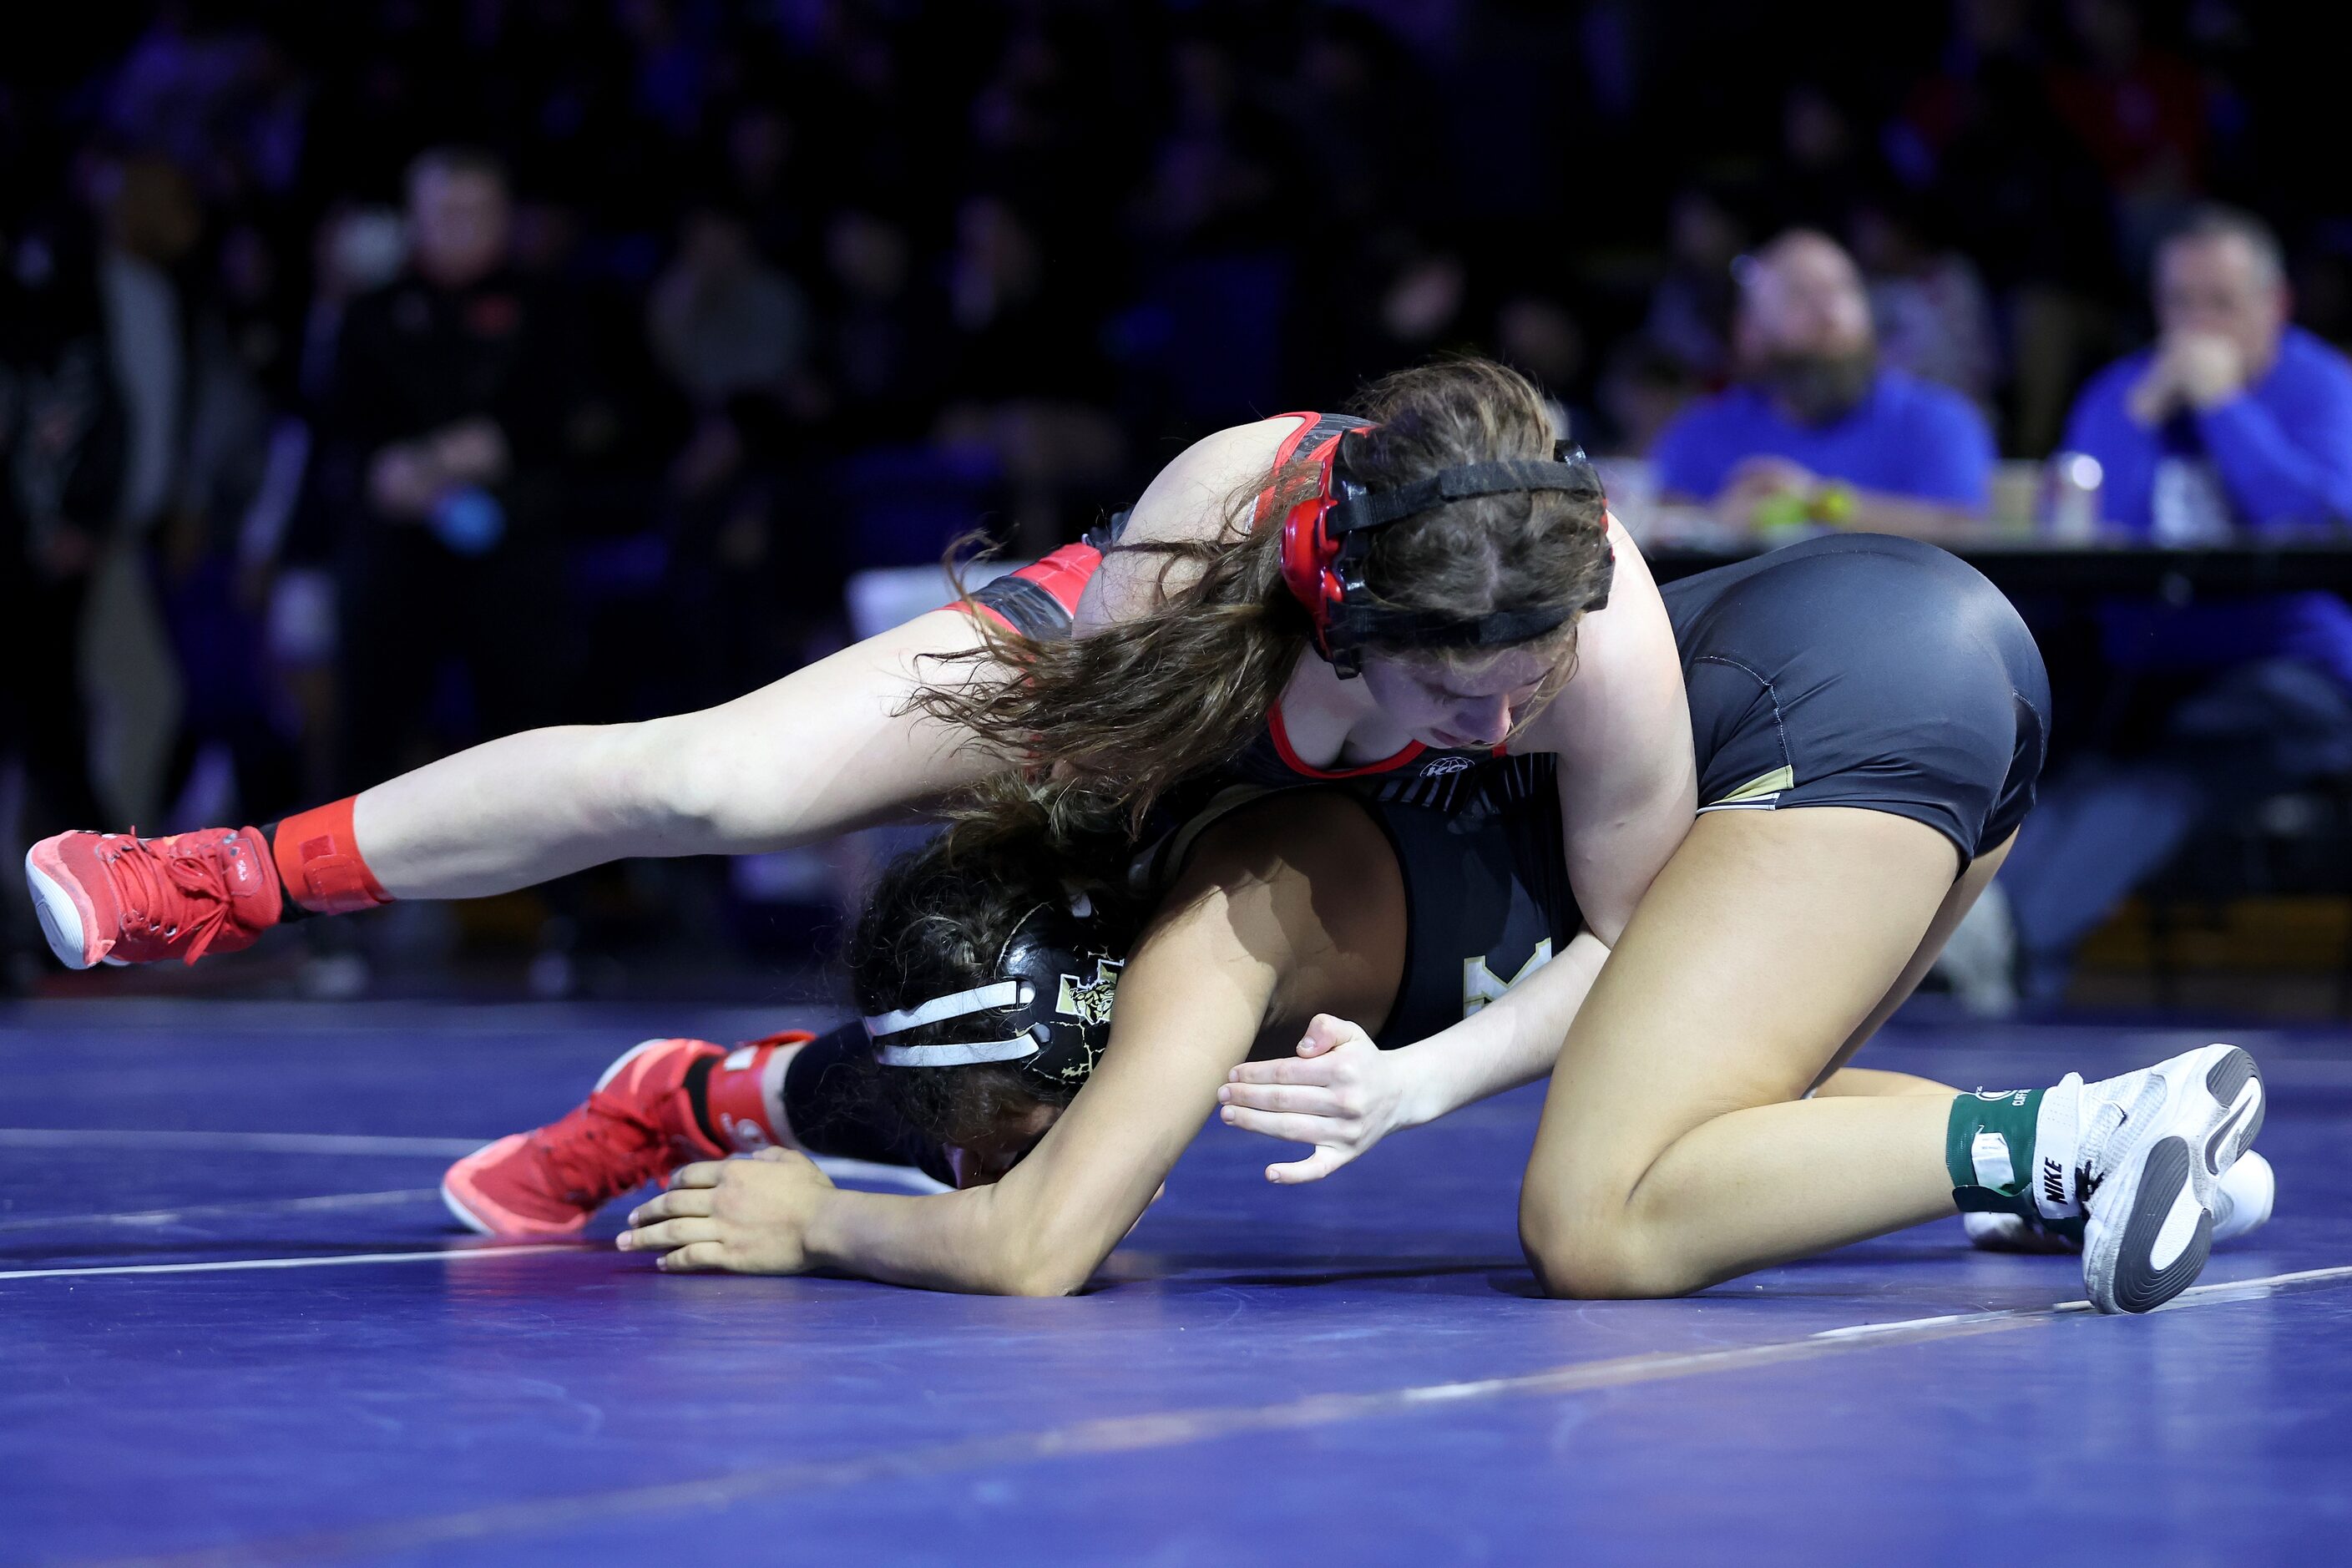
[
  {"xmin": 2128, "ymin": 331, "xmax": 2249, "ymax": 426},
  {"xmin": 367, "ymin": 417, "xmax": 513, "ymax": 518}
]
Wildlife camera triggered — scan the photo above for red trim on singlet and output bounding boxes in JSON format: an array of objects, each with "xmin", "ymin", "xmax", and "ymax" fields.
[
  {"xmin": 954, "ymin": 539, "xmax": 1105, "ymax": 630},
  {"xmin": 1251, "ymin": 411, "xmax": 1343, "ymax": 527},
  {"xmin": 959, "ymin": 411, "xmax": 1333, "ymax": 629},
  {"xmin": 948, "ymin": 412, "xmax": 1530, "ymax": 782},
  {"xmin": 1265, "ymin": 705, "xmax": 1427, "ymax": 779}
]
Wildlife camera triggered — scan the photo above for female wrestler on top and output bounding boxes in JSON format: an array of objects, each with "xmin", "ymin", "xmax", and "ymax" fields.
[
  {"xmin": 26, "ymin": 361, "xmax": 2262, "ymax": 1310},
  {"xmin": 30, "ymin": 360, "xmax": 1682, "ymax": 1195},
  {"xmin": 453, "ymin": 753, "xmax": 2270, "ymax": 1316}
]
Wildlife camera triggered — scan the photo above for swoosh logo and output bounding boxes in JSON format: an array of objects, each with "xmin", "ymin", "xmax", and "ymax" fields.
[{"xmin": 2204, "ymin": 1092, "xmax": 2258, "ymax": 1176}]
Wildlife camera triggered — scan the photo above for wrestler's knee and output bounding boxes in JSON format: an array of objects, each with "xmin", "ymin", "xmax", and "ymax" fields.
[{"xmin": 1519, "ymin": 1180, "xmax": 1704, "ymax": 1301}]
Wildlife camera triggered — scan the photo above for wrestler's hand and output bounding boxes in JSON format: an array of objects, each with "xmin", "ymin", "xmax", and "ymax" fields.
[
  {"xmin": 617, "ymin": 1146, "xmax": 835, "ymax": 1273},
  {"xmin": 1218, "ymin": 1014, "xmax": 1407, "ymax": 1185}
]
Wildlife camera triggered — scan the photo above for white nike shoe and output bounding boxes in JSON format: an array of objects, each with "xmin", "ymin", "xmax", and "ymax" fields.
[
  {"xmin": 2070, "ymin": 1044, "xmax": 2265, "ymax": 1314},
  {"xmin": 1965, "ymin": 1149, "xmax": 2274, "ymax": 1253}
]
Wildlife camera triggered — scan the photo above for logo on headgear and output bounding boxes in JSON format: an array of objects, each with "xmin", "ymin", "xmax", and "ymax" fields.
[{"xmin": 1055, "ymin": 959, "xmax": 1125, "ymax": 1027}]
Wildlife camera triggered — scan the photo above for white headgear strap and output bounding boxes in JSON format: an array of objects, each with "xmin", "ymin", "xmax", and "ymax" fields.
[
  {"xmin": 873, "ymin": 1034, "xmax": 1041, "ymax": 1068},
  {"xmin": 863, "ymin": 979, "xmax": 1042, "ymax": 1069},
  {"xmin": 862, "ymin": 980, "xmax": 1029, "ymax": 1038}
]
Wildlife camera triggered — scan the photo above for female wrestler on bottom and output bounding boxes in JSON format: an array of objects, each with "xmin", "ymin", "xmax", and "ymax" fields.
[{"xmin": 458, "ymin": 536, "xmax": 2269, "ymax": 1313}]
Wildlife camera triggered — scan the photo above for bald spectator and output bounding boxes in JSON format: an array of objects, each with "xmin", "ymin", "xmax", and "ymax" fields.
[{"xmin": 1651, "ymin": 229, "xmax": 1994, "ymax": 536}]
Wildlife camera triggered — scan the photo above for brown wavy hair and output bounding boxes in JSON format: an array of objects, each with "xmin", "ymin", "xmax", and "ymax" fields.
[{"xmin": 912, "ymin": 357, "xmax": 1611, "ymax": 823}]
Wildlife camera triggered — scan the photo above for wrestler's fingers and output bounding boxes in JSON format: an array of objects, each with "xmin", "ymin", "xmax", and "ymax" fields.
[
  {"xmin": 1266, "ymin": 1146, "xmax": 1349, "ymax": 1185},
  {"xmin": 1227, "ymin": 1056, "xmax": 1336, "ymax": 1087},
  {"xmin": 627, "ymin": 1188, "xmax": 715, "ymax": 1227},
  {"xmin": 655, "ymin": 1241, "xmax": 731, "ymax": 1272},
  {"xmin": 667, "ymin": 1161, "xmax": 726, "ymax": 1189},
  {"xmin": 1217, "ymin": 1105, "xmax": 1347, "ymax": 1145},
  {"xmin": 1216, "ymin": 1081, "xmax": 1340, "ymax": 1116},
  {"xmin": 1296, "ymin": 1014, "xmax": 1369, "ymax": 1054},
  {"xmin": 617, "ymin": 1217, "xmax": 721, "ymax": 1253}
]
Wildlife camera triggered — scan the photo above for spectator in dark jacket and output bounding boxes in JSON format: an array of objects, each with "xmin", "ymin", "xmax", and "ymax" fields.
[{"xmin": 316, "ymin": 147, "xmax": 587, "ymax": 790}]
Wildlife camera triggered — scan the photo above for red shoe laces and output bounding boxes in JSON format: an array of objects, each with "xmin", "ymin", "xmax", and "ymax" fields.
[
  {"xmin": 107, "ymin": 835, "xmax": 239, "ymax": 964},
  {"xmin": 534, "ymin": 1093, "xmax": 673, "ymax": 1205}
]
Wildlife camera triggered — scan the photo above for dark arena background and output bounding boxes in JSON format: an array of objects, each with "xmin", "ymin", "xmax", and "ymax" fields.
[{"xmin": 5, "ymin": 3, "xmax": 2352, "ymax": 1563}]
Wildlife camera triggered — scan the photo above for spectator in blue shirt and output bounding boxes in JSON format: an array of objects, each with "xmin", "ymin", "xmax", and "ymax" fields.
[
  {"xmin": 1995, "ymin": 205, "xmax": 2352, "ymax": 1004},
  {"xmin": 1651, "ymin": 230, "xmax": 1995, "ymax": 535},
  {"xmin": 2059, "ymin": 205, "xmax": 2352, "ymax": 691},
  {"xmin": 2066, "ymin": 205, "xmax": 2352, "ymax": 541}
]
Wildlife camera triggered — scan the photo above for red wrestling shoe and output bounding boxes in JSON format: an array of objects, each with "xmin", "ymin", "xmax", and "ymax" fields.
[
  {"xmin": 443, "ymin": 1031, "xmax": 814, "ymax": 1237},
  {"xmin": 25, "ymin": 827, "xmax": 283, "ymax": 969},
  {"xmin": 441, "ymin": 1031, "xmax": 832, "ymax": 1239}
]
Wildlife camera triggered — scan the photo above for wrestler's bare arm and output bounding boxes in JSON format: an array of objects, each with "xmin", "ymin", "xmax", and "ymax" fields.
[
  {"xmin": 1219, "ymin": 524, "xmax": 1698, "ymax": 1180},
  {"xmin": 628, "ymin": 793, "xmax": 1404, "ymax": 1292},
  {"xmin": 1529, "ymin": 519, "xmax": 1698, "ymax": 945}
]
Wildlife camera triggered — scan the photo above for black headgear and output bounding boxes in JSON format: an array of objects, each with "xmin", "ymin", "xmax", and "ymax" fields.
[{"xmin": 862, "ymin": 895, "xmax": 1126, "ymax": 1091}]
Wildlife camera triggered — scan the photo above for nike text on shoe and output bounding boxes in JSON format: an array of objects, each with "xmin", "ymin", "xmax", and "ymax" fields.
[
  {"xmin": 26, "ymin": 827, "xmax": 284, "ymax": 969},
  {"xmin": 2077, "ymin": 1044, "xmax": 2266, "ymax": 1314},
  {"xmin": 440, "ymin": 1038, "xmax": 729, "ymax": 1238},
  {"xmin": 1965, "ymin": 1150, "xmax": 2273, "ymax": 1253}
]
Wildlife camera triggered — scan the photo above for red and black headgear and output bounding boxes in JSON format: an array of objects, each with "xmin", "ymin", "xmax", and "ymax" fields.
[{"xmin": 1277, "ymin": 427, "xmax": 1612, "ymax": 679}]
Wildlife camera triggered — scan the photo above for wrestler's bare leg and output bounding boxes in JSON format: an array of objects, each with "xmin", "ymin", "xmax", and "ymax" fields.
[{"xmin": 354, "ymin": 609, "xmax": 1007, "ymax": 898}]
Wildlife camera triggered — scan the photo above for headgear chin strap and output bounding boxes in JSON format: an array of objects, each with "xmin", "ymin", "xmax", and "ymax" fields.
[
  {"xmin": 1277, "ymin": 432, "xmax": 1614, "ymax": 679},
  {"xmin": 863, "ymin": 896, "xmax": 1125, "ymax": 1090}
]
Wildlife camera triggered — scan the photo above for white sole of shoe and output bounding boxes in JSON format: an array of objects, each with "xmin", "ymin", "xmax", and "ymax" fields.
[
  {"xmin": 594, "ymin": 1038, "xmax": 671, "ymax": 1093},
  {"xmin": 1968, "ymin": 1147, "xmax": 2275, "ymax": 1256},
  {"xmin": 23, "ymin": 847, "xmax": 95, "ymax": 970},
  {"xmin": 438, "ymin": 1133, "xmax": 584, "ymax": 1239},
  {"xmin": 2082, "ymin": 1044, "xmax": 2265, "ymax": 1314},
  {"xmin": 439, "ymin": 1165, "xmax": 501, "ymax": 1237},
  {"xmin": 437, "ymin": 1044, "xmax": 680, "ymax": 1239}
]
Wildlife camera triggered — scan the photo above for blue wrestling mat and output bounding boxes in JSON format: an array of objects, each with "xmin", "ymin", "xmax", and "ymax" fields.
[{"xmin": 3, "ymin": 1002, "xmax": 2348, "ymax": 1564}]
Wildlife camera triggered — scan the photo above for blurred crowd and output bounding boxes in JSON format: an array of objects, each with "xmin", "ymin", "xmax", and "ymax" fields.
[{"xmin": 5, "ymin": 0, "xmax": 2350, "ymax": 994}]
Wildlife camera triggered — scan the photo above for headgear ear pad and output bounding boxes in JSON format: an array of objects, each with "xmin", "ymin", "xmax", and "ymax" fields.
[{"xmin": 1276, "ymin": 429, "xmax": 1361, "ymax": 660}]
